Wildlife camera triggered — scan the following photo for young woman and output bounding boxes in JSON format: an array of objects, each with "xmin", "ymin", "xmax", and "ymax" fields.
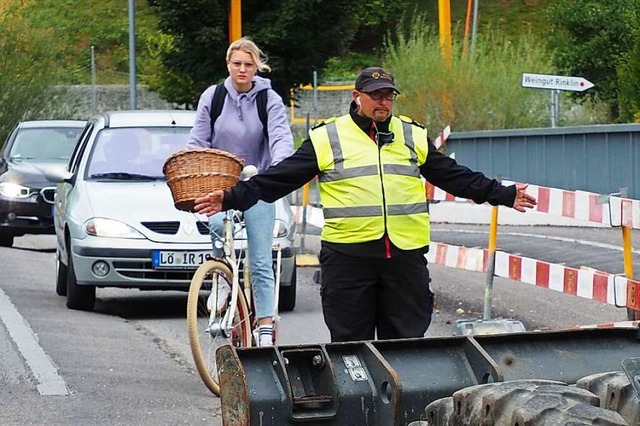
[{"xmin": 187, "ymin": 37, "xmax": 294, "ymax": 346}]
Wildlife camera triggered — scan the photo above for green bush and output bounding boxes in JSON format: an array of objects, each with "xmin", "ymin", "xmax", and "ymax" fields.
[
  {"xmin": 0, "ymin": 3, "xmax": 74, "ymax": 143},
  {"xmin": 384, "ymin": 16, "xmax": 610, "ymax": 132}
]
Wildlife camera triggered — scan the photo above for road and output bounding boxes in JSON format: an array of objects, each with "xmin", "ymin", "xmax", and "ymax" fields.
[{"xmin": 0, "ymin": 226, "xmax": 633, "ymax": 425}]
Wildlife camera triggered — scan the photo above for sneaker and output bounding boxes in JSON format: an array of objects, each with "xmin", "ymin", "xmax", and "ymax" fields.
[
  {"xmin": 257, "ymin": 325, "xmax": 274, "ymax": 347},
  {"xmin": 207, "ymin": 282, "xmax": 231, "ymax": 314},
  {"xmin": 259, "ymin": 334, "xmax": 274, "ymax": 347}
]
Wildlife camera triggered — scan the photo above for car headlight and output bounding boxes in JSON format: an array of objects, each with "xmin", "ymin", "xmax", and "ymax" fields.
[
  {"xmin": 272, "ymin": 220, "xmax": 289, "ymax": 238},
  {"xmin": 85, "ymin": 218, "xmax": 145, "ymax": 239},
  {"xmin": 0, "ymin": 182, "xmax": 32, "ymax": 199}
]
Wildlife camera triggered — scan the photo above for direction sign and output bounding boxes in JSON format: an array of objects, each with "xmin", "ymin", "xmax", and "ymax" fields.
[{"xmin": 521, "ymin": 73, "xmax": 594, "ymax": 92}]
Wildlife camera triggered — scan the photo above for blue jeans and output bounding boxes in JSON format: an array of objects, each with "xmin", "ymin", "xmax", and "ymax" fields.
[{"xmin": 208, "ymin": 200, "xmax": 275, "ymax": 319}]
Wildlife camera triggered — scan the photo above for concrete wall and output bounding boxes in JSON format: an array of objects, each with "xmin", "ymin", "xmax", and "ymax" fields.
[
  {"xmin": 57, "ymin": 84, "xmax": 355, "ymax": 138},
  {"xmin": 55, "ymin": 85, "xmax": 177, "ymax": 119}
]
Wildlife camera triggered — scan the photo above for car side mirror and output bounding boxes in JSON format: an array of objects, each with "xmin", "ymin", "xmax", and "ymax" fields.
[{"xmin": 42, "ymin": 164, "xmax": 73, "ymax": 183}]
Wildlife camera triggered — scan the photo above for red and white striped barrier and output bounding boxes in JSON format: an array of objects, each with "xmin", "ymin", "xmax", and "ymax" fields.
[
  {"xmin": 426, "ymin": 241, "xmax": 640, "ymax": 310},
  {"xmin": 433, "ymin": 125, "xmax": 451, "ymax": 149},
  {"xmin": 425, "ymin": 180, "xmax": 640, "ymax": 229}
]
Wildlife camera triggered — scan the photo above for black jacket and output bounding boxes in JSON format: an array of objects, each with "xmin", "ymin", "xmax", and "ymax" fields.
[{"xmin": 223, "ymin": 102, "xmax": 516, "ymax": 258}]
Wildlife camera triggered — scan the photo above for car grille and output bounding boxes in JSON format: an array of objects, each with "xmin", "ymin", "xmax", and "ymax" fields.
[
  {"xmin": 40, "ymin": 187, "xmax": 56, "ymax": 204},
  {"xmin": 141, "ymin": 221, "xmax": 180, "ymax": 234},
  {"xmin": 140, "ymin": 221, "xmax": 211, "ymax": 235},
  {"xmin": 197, "ymin": 221, "xmax": 210, "ymax": 235}
]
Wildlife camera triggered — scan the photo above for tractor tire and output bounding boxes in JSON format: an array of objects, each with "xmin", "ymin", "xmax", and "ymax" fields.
[
  {"xmin": 423, "ymin": 379, "xmax": 628, "ymax": 426},
  {"xmin": 577, "ymin": 371, "xmax": 640, "ymax": 426}
]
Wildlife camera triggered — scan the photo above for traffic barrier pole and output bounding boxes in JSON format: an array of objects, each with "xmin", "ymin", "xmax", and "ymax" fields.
[
  {"xmin": 483, "ymin": 205, "xmax": 499, "ymax": 321},
  {"xmin": 295, "ymin": 180, "xmax": 319, "ymax": 267},
  {"xmin": 300, "ymin": 183, "xmax": 309, "ymax": 253},
  {"xmin": 622, "ymin": 225, "xmax": 637, "ymax": 319}
]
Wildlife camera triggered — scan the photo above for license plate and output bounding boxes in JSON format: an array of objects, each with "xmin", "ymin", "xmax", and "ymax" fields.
[{"xmin": 152, "ymin": 250, "xmax": 211, "ymax": 269}]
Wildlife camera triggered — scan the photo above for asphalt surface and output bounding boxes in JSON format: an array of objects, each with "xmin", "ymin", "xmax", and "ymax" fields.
[{"xmin": 1, "ymin": 221, "xmax": 636, "ymax": 425}]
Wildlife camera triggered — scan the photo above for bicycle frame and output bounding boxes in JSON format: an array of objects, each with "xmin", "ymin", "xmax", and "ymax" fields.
[{"xmin": 217, "ymin": 210, "xmax": 244, "ymax": 338}]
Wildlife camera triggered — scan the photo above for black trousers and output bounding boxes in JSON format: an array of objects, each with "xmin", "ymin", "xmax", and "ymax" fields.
[{"xmin": 319, "ymin": 246, "xmax": 434, "ymax": 342}]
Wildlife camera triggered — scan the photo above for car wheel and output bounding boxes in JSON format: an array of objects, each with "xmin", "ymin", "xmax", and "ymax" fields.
[
  {"xmin": 278, "ymin": 266, "xmax": 297, "ymax": 312},
  {"xmin": 66, "ymin": 250, "xmax": 95, "ymax": 311},
  {"xmin": 56, "ymin": 252, "xmax": 68, "ymax": 296},
  {"xmin": 0, "ymin": 232, "xmax": 14, "ymax": 247}
]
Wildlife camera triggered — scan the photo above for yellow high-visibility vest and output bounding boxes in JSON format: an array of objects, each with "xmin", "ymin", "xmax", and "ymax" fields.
[{"xmin": 310, "ymin": 114, "xmax": 431, "ymax": 249}]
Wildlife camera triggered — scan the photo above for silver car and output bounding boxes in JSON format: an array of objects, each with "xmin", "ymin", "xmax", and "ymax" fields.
[{"xmin": 46, "ymin": 110, "xmax": 297, "ymax": 312}]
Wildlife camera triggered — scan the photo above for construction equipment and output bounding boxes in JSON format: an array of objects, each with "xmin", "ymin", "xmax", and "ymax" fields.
[{"xmin": 217, "ymin": 326, "xmax": 640, "ymax": 425}]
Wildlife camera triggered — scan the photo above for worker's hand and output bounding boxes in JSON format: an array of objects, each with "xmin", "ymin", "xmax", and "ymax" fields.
[
  {"xmin": 512, "ymin": 183, "xmax": 537, "ymax": 212},
  {"xmin": 194, "ymin": 190, "xmax": 224, "ymax": 216}
]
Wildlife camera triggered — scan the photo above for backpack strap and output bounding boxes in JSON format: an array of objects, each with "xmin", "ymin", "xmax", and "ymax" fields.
[
  {"xmin": 256, "ymin": 89, "xmax": 269, "ymax": 140},
  {"xmin": 209, "ymin": 84, "xmax": 227, "ymax": 134},
  {"xmin": 210, "ymin": 84, "xmax": 269, "ymax": 140}
]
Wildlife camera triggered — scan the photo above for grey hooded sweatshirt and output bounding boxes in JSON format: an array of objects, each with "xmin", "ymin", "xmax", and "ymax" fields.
[{"xmin": 186, "ymin": 76, "xmax": 294, "ymax": 172}]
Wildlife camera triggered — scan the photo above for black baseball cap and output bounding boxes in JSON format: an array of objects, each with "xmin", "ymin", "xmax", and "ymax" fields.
[{"xmin": 355, "ymin": 67, "xmax": 400, "ymax": 94}]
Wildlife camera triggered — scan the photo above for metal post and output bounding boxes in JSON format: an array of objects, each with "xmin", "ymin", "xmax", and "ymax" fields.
[
  {"xmin": 438, "ymin": 0, "xmax": 452, "ymax": 60},
  {"xmin": 550, "ymin": 90, "xmax": 556, "ymax": 128},
  {"xmin": 128, "ymin": 0, "xmax": 137, "ymax": 110},
  {"xmin": 312, "ymin": 71, "xmax": 318, "ymax": 126},
  {"xmin": 619, "ymin": 187, "xmax": 638, "ymax": 320},
  {"xmin": 229, "ymin": 0, "xmax": 242, "ymax": 42},
  {"xmin": 471, "ymin": 0, "xmax": 479, "ymax": 54},
  {"xmin": 483, "ymin": 205, "xmax": 499, "ymax": 320},
  {"xmin": 554, "ymin": 89, "xmax": 560, "ymax": 126},
  {"xmin": 90, "ymin": 46, "xmax": 97, "ymax": 114}
]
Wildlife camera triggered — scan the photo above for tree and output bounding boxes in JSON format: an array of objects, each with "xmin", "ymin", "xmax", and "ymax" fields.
[
  {"xmin": 547, "ymin": 0, "xmax": 640, "ymax": 121},
  {"xmin": 22, "ymin": 0, "xmax": 160, "ymax": 85},
  {"xmin": 0, "ymin": 1, "xmax": 70, "ymax": 142},
  {"xmin": 617, "ymin": 30, "xmax": 640, "ymax": 122},
  {"xmin": 146, "ymin": 0, "xmax": 409, "ymax": 108}
]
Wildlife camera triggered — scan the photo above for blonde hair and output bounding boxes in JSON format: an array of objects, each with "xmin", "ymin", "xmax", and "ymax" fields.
[{"xmin": 226, "ymin": 37, "xmax": 272, "ymax": 73}]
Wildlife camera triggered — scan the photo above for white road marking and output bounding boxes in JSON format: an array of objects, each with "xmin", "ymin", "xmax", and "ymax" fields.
[{"xmin": 0, "ymin": 287, "xmax": 69, "ymax": 396}]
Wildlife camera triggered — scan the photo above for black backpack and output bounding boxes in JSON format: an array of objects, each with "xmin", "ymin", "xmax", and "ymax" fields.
[{"xmin": 210, "ymin": 84, "xmax": 269, "ymax": 140}]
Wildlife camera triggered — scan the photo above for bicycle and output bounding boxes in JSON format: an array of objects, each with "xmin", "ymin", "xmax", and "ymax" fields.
[{"xmin": 186, "ymin": 178, "xmax": 283, "ymax": 396}]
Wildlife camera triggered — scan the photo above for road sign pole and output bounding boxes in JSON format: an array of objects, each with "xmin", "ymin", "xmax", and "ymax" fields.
[
  {"xmin": 549, "ymin": 89, "xmax": 560, "ymax": 128},
  {"xmin": 553, "ymin": 89, "xmax": 560, "ymax": 126}
]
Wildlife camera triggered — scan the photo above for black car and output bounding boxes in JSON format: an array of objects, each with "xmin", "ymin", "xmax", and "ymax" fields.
[{"xmin": 0, "ymin": 120, "xmax": 86, "ymax": 247}]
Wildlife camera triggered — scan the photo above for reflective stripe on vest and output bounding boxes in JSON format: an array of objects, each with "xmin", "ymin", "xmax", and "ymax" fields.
[{"xmin": 310, "ymin": 115, "xmax": 431, "ymax": 248}]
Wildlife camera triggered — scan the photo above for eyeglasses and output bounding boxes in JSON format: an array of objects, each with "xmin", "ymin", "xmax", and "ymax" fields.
[
  {"xmin": 364, "ymin": 91, "xmax": 397, "ymax": 101},
  {"xmin": 229, "ymin": 61, "xmax": 255, "ymax": 70}
]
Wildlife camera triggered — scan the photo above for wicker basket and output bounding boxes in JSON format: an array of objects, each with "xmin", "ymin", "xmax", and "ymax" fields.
[{"xmin": 163, "ymin": 148, "xmax": 244, "ymax": 212}]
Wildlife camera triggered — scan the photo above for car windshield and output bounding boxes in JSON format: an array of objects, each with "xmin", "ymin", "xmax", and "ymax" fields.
[
  {"xmin": 86, "ymin": 127, "xmax": 191, "ymax": 179},
  {"xmin": 9, "ymin": 127, "xmax": 83, "ymax": 160}
]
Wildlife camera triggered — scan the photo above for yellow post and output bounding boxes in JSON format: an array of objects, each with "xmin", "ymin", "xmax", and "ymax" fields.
[
  {"xmin": 438, "ymin": 0, "xmax": 452, "ymax": 61},
  {"xmin": 483, "ymin": 205, "xmax": 499, "ymax": 320},
  {"xmin": 622, "ymin": 224, "xmax": 637, "ymax": 319},
  {"xmin": 438, "ymin": 0, "xmax": 454, "ymax": 124},
  {"xmin": 229, "ymin": 0, "xmax": 242, "ymax": 42}
]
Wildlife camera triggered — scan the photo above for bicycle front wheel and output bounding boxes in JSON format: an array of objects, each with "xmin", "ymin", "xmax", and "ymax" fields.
[{"xmin": 187, "ymin": 260, "xmax": 252, "ymax": 396}]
